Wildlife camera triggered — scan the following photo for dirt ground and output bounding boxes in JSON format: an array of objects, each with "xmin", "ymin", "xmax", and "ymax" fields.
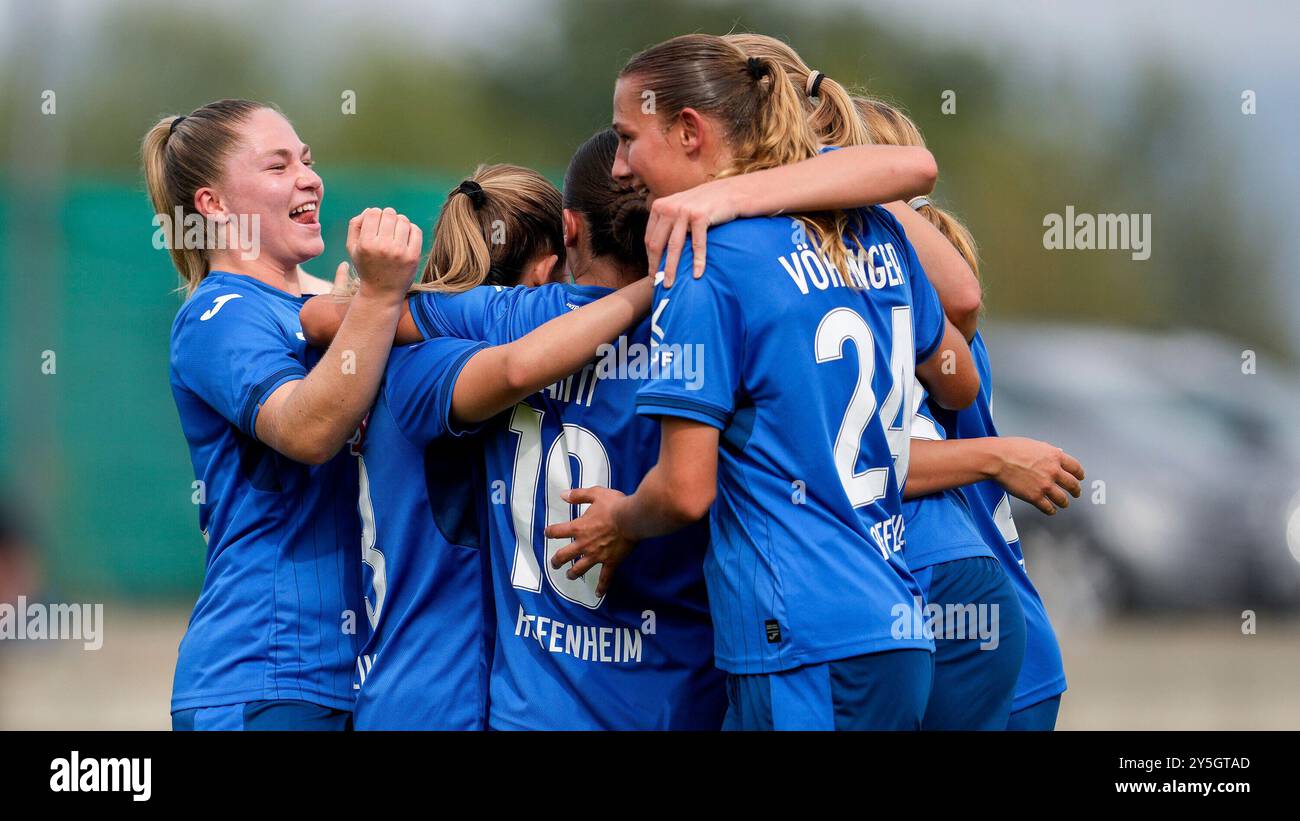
[{"xmin": 1, "ymin": 606, "xmax": 1296, "ymax": 730}]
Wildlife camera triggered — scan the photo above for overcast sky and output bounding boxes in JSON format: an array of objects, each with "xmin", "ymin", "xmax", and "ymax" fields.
[
  {"xmin": 10, "ymin": 0, "xmax": 1300, "ymax": 73},
  {"xmin": 6, "ymin": 0, "xmax": 1297, "ymax": 336},
  {"xmin": 8, "ymin": 0, "xmax": 1295, "ymax": 215}
]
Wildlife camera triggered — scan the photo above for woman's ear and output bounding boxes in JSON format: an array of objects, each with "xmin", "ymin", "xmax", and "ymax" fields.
[
  {"xmin": 521, "ymin": 253, "xmax": 561, "ymax": 287},
  {"xmin": 563, "ymin": 208, "xmax": 582, "ymax": 250},
  {"xmin": 194, "ymin": 187, "xmax": 228, "ymax": 222},
  {"xmin": 677, "ymin": 108, "xmax": 705, "ymax": 156}
]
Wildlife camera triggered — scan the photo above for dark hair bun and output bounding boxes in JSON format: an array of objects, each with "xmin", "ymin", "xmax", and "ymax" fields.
[
  {"xmin": 563, "ymin": 129, "xmax": 649, "ymax": 271},
  {"xmin": 608, "ymin": 188, "xmax": 650, "ymax": 271}
]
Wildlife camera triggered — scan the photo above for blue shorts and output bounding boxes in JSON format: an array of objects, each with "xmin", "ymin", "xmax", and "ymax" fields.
[
  {"xmin": 172, "ymin": 699, "xmax": 353, "ymax": 731},
  {"xmin": 1007, "ymin": 695, "xmax": 1061, "ymax": 731},
  {"xmin": 722, "ymin": 649, "xmax": 933, "ymax": 731},
  {"xmin": 913, "ymin": 557, "xmax": 1026, "ymax": 730}
]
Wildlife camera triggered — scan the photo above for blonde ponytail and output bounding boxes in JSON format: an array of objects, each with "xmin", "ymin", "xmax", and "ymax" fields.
[
  {"xmin": 720, "ymin": 35, "xmax": 983, "ymax": 277},
  {"xmin": 414, "ymin": 164, "xmax": 563, "ymax": 293},
  {"xmin": 916, "ymin": 201, "xmax": 980, "ymax": 279},
  {"xmin": 723, "ymin": 33, "xmax": 871, "ymax": 149},
  {"xmin": 853, "ymin": 96, "xmax": 980, "ymax": 277},
  {"xmin": 142, "ymin": 116, "xmax": 205, "ymax": 291}
]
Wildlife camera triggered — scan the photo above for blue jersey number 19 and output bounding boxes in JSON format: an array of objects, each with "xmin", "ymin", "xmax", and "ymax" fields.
[{"xmin": 506, "ymin": 402, "xmax": 611, "ymax": 609}]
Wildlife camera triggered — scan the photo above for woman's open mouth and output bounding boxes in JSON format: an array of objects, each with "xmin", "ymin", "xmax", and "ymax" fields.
[{"xmin": 289, "ymin": 201, "xmax": 319, "ymax": 226}]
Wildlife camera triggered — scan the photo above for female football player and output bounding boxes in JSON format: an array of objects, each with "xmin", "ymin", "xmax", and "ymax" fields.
[
  {"xmin": 145, "ymin": 99, "xmax": 422, "ymax": 730},
  {"xmin": 720, "ymin": 33, "xmax": 1022, "ymax": 729},
  {"xmin": 727, "ymin": 35, "xmax": 1080, "ymax": 729},
  {"xmin": 339, "ymin": 162, "xmax": 656, "ymax": 729},
  {"xmin": 549, "ymin": 34, "xmax": 979, "ymax": 731}
]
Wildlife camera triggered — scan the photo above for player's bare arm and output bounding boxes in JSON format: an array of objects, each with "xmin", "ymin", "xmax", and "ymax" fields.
[
  {"xmin": 449, "ymin": 277, "xmax": 653, "ymax": 423},
  {"xmin": 915, "ymin": 317, "xmax": 979, "ymax": 410},
  {"xmin": 256, "ymin": 207, "xmax": 417, "ymax": 464},
  {"xmin": 651, "ymin": 144, "xmax": 937, "ymax": 286},
  {"xmin": 299, "ymin": 289, "xmax": 423, "ymax": 348},
  {"xmin": 906, "ymin": 436, "xmax": 1085, "ymax": 516}
]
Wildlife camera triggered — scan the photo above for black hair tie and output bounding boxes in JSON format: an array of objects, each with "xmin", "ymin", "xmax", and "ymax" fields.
[
  {"xmin": 807, "ymin": 71, "xmax": 826, "ymax": 98},
  {"xmin": 746, "ymin": 56, "xmax": 766, "ymax": 81},
  {"xmin": 456, "ymin": 179, "xmax": 487, "ymax": 210},
  {"xmin": 169, "ymin": 115, "xmax": 187, "ymax": 136}
]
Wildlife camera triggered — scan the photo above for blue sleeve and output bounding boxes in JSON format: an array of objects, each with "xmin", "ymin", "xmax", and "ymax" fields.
[
  {"xmin": 382, "ymin": 337, "xmax": 489, "ymax": 446},
  {"xmin": 487, "ymin": 284, "xmax": 585, "ymax": 345},
  {"xmin": 410, "ymin": 284, "xmax": 576, "ymax": 345},
  {"xmin": 171, "ymin": 294, "xmax": 306, "ymax": 438},
  {"xmin": 409, "ymin": 286, "xmax": 517, "ymax": 342},
  {"xmin": 874, "ymin": 206, "xmax": 945, "ymax": 363},
  {"xmin": 636, "ymin": 249, "xmax": 744, "ymax": 430}
]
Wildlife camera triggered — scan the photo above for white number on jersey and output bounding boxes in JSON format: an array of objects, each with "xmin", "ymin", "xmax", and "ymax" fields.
[
  {"xmin": 814, "ymin": 305, "xmax": 916, "ymax": 507},
  {"xmin": 506, "ymin": 403, "xmax": 611, "ymax": 609},
  {"xmin": 357, "ymin": 456, "xmax": 386, "ymax": 630},
  {"xmin": 994, "ymin": 492, "xmax": 1021, "ymax": 546}
]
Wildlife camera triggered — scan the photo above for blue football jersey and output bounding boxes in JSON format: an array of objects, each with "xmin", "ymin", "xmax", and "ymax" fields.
[
  {"xmin": 930, "ymin": 332, "xmax": 1067, "ymax": 710},
  {"xmin": 636, "ymin": 210, "xmax": 945, "ymax": 674},
  {"xmin": 168, "ymin": 271, "xmax": 364, "ymax": 712},
  {"xmin": 900, "ymin": 387, "xmax": 995, "ymax": 570},
  {"xmin": 412, "ymin": 284, "xmax": 727, "ymax": 730},
  {"xmin": 350, "ymin": 335, "xmax": 493, "ymax": 730}
]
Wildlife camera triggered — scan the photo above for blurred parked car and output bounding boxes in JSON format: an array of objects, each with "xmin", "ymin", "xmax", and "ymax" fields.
[{"xmin": 980, "ymin": 323, "xmax": 1300, "ymax": 625}]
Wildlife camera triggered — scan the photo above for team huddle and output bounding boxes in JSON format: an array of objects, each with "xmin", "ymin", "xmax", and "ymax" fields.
[{"xmin": 147, "ymin": 33, "xmax": 1083, "ymax": 731}]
